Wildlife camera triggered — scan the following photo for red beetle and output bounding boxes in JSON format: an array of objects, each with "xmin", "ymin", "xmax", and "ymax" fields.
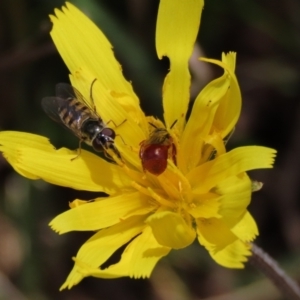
[{"xmin": 139, "ymin": 122, "xmax": 177, "ymax": 175}]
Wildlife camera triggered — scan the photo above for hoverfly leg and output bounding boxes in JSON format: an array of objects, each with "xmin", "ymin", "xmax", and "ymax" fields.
[
  {"xmin": 108, "ymin": 143, "xmax": 122, "ymax": 159},
  {"xmin": 115, "ymin": 134, "xmax": 127, "ymax": 146},
  {"xmin": 103, "ymin": 145, "xmax": 123, "ymax": 164},
  {"xmin": 106, "ymin": 119, "xmax": 127, "ymax": 128},
  {"xmin": 71, "ymin": 139, "xmax": 83, "ymax": 161},
  {"xmin": 103, "ymin": 149, "xmax": 116, "ymax": 162},
  {"xmin": 107, "ymin": 119, "xmax": 127, "ymax": 146}
]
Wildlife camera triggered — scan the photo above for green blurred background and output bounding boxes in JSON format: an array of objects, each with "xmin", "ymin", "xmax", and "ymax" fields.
[{"xmin": 1, "ymin": 0, "xmax": 300, "ymax": 299}]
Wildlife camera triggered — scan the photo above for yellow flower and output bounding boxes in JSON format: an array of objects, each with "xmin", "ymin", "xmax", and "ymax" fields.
[{"xmin": 0, "ymin": 0, "xmax": 276, "ymax": 290}]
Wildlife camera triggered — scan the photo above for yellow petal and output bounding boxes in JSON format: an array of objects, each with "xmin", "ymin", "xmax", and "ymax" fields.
[
  {"xmin": 157, "ymin": 164, "xmax": 193, "ymax": 204},
  {"xmin": 188, "ymin": 193, "xmax": 221, "ymax": 219},
  {"xmin": 50, "ymin": 3, "xmax": 138, "ymax": 105},
  {"xmin": 128, "ymin": 226, "xmax": 171, "ymax": 278},
  {"xmin": 230, "ymin": 211, "xmax": 258, "ymax": 242},
  {"xmin": 209, "ymin": 239, "xmax": 251, "ymax": 268},
  {"xmin": 180, "ymin": 74, "xmax": 231, "ymax": 172},
  {"xmin": 69, "ymin": 199, "xmax": 88, "ymax": 208},
  {"xmin": 216, "ymin": 173, "xmax": 252, "ymax": 220},
  {"xmin": 60, "ymin": 215, "xmax": 147, "ymax": 290},
  {"xmin": 50, "ymin": 192, "xmax": 154, "ymax": 233},
  {"xmin": 117, "ymin": 226, "xmax": 170, "ymax": 278},
  {"xmin": 75, "ymin": 215, "xmax": 146, "ymax": 266},
  {"xmin": 0, "ymin": 131, "xmax": 54, "ymax": 179},
  {"xmin": 201, "ymin": 52, "xmax": 241, "ymax": 138},
  {"xmin": 197, "ymin": 218, "xmax": 251, "ymax": 268},
  {"xmin": 146, "ymin": 211, "xmax": 196, "ymax": 249},
  {"xmin": 204, "ymin": 132, "xmax": 227, "ymax": 157},
  {"xmin": 188, "ymin": 146, "xmax": 276, "ymax": 194},
  {"xmin": 156, "ymin": 0, "xmax": 204, "ymax": 131},
  {"xmin": 61, "ymin": 226, "xmax": 170, "ymax": 288},
  {"xmin": 197, "ymin": 218, "xmax": 236, "ymax": 251},
  {"xmin": 0, "ymin": 131, "xmax": 131, "ymax": 193}
]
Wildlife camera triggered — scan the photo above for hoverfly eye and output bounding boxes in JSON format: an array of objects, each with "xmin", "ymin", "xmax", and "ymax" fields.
[
  {"xmin": 101, "ymin": 128, "xmax": 116, "ymax": 139},
  {"xmin": 92, "ymin": 136, "xmax": 104, "ymax": 152}
]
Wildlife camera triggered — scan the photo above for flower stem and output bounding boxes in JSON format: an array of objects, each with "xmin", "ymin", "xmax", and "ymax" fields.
[{"xmin": 249, "ymin": 243, "xmax": 300, "ymax": 300}]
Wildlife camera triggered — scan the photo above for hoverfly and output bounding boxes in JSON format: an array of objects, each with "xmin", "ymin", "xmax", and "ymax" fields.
[
  {"xmin": 41, "ymin": 80, "xmax": 123, "ymax": 160},
  {"xmin": 139, "ymin": 120, "xmax": 177, "ymax": 175}
]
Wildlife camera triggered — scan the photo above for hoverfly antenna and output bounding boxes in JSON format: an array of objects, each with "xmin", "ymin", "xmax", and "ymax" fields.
[
  {"xmin": 170, "ymin": 119, "xmax": 178, "ymax": 129},
  {"xmin": 148, "ymin": 122, "xmax": 157, "ymax": 129},
  {"xmin": 89, "ymin": 78, "xmax": 98, "ymax": 111}
]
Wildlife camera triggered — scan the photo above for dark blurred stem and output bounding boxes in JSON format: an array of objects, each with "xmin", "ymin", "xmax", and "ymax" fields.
[{"xmin": 249, "ymin": 243, "xmax": 300, "ymax": 300}]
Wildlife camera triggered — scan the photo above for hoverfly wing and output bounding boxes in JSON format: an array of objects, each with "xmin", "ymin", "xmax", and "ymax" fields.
[
  {"xmin": 41, "ymin": 96, "xmax": 66, "ymax": 123},
  {"xmin": 55, "ymin": 83, "xmax": 76, "ymax": 100},
  {"xmin": 56, "ymin": 83, "xmax": 96, "ymax": 114},
  {"xmin": 41, "ymin": 96, "xmax": 82, "ymax": 139}
]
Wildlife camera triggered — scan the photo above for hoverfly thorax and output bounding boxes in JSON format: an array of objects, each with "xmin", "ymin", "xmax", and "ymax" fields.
[{"xmin": 81, "ymin": 120, "xmax": 103, "ymax": 145}]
